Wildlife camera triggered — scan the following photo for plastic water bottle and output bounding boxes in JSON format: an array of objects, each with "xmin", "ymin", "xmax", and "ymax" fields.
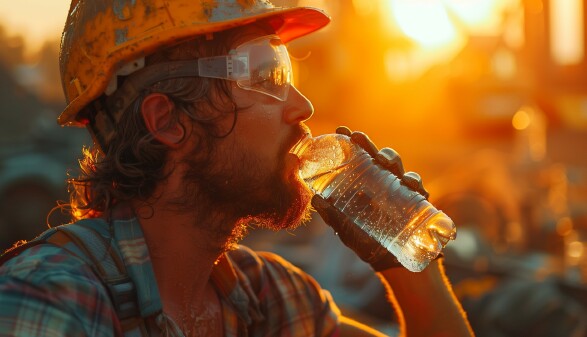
[{"xmin": 291, "ymin": 133, "xmax": 456, "ymax": 272}]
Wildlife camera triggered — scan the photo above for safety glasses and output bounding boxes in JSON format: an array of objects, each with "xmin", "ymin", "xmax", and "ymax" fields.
[
  {"xmin": 197, "ymin": 35, "xmax": 292, "ymax": 101},
  {"xmin": 105, "ymin": 35, "xmax": 294, "ymax": 140}
]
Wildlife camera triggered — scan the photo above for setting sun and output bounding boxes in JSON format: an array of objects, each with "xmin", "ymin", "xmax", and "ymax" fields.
[
  {"xmin": 377, "ymin": 0, "xmax": 520, "ymax": 81},
  {"xmin": 381, "ymin": 0, "xmax": 516, "ymax": 48},
  {"xmin": 384, "ymin": 0, "xmax": 458, "ymax": 48}
]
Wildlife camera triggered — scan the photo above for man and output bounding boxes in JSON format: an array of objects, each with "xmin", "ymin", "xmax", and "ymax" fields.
[{"xmin": 0, "ymin": 1, "xmax": 473, "ymax": 336}]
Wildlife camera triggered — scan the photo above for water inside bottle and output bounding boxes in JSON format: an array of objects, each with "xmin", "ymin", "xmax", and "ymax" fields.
[
  {"xmin": 322, "ymin": 159, "xmax": 453, "ymax": 272},
  {"xmin": 291, "ymin": 133, "xmax": 456, "ymax": 272},
  {"xmin": 388, "ymin": 204, "xmax": 456, "ymax": 271},
  {"xmin": 293, "ymin": 134, "xmax": 356, "ymax": 193}
]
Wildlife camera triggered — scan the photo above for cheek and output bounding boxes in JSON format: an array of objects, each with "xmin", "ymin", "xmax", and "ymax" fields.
[
  {"xmin": 228, "ymin": 120, "xmax": 276, "ymax": 161},
  {"xmin": 234, "ymin": 110, "xmax": 282, "ymax": 151}
]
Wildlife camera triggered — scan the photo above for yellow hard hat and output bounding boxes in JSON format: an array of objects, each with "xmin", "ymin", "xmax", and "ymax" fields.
[{"xmin": 58, "ymin": 0, "xmax": 330, "ymax": 127}]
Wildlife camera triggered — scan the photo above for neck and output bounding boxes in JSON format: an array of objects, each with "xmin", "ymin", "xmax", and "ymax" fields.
[
  {"xmin": 139, "ymin": 205, "xmax": 227, "ymax": 290},
  {"xmin": 131, "ymin": 184, "xmax": 238, "ymax": 322},
  {"xmin": 127, "ymin": 146, "xmax": 244, "ymax": 335}
]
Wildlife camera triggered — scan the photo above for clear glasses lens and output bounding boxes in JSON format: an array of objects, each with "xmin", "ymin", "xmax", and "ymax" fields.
[
  {"xmin": 236, "ymin": 36, "xmax": 291, "ymax": 101},
  {"xmin": 198, "ymin": 35, "xmax": 292, "ymax": 101}
]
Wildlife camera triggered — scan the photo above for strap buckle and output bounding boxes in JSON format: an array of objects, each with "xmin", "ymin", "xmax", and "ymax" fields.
[{"xmin": 106, "ymin": 277, "xmax": 140, "ymax": 320}]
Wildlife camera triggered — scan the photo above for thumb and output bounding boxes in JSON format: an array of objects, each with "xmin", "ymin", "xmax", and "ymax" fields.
[{"xmin": 311, "ymin": 195, "xmax": 344, "ymax": 233}]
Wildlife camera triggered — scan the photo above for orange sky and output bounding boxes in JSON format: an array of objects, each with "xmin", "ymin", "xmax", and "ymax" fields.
[
  {"xmin": 0, "ymin": 0, "xmax": 71, "ymax": 54},
  {"xmin": 1, "ymin": 0, "xmax": 511, "ymax": 52}
]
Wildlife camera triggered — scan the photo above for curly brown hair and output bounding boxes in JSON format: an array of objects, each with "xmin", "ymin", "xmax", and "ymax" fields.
[{"xmin": 66, "ymin": 30, "xmax": 243, "ymax": 221}]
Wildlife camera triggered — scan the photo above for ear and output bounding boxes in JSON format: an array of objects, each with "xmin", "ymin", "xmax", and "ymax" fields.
[{"xmin": 141, "ymin": 93, "xmax": 185, "ymax": 148}]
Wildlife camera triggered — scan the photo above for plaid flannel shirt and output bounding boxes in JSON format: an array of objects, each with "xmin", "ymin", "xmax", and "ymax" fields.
[{"xmin": 0, "ymin": 217, "xmax": 341, "ymax": 336}]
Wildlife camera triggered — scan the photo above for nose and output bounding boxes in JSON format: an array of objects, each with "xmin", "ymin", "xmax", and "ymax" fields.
[{"xmin": 283, "ymin": 85, "xmax": 314, "ymax": 124}]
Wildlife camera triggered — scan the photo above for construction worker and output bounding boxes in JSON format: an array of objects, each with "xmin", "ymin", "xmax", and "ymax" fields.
[{"xmin": 0, "ymin": 1, "xmax": 473, "ymax": 336}]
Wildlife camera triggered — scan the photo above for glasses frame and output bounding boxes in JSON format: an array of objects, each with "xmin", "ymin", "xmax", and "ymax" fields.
[{"xmin": 197, "ymin": 34, "xmax": 292, "ymax": 101}]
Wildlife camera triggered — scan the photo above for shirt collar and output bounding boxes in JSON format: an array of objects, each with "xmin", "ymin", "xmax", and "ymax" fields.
[{"xmin": 211, "ymin": 252, "xmax": 264, "ymax": 324}]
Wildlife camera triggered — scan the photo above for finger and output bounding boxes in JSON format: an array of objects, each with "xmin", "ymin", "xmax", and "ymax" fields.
[
  {"xmin": 311, "ymin": 194, "xmax": 329, "ymax": 212},
  {"xmin": 313, "ymin": 194, "xmax": 402, "ymax": 270},
  {"xmin": 335, "ymin": 126, "xmax": 352, "ymax": 136},
  {"xmin": 402, "ymin": 171, "xmax": 430, "ymax": 199},
  {"xmin": 349, "ymin": 131, "xmax": 379, "ymax": 158},
  {"xmin": 312, "ymin": 195, "xmax": 366, "ymax": 246},
  {"xmin": 376, "ymin": 148, "xmax": 405, "ymax": 177},
  {"xmin": 311, "ymin": 195, "xmax": 345, "ymax": 233}
]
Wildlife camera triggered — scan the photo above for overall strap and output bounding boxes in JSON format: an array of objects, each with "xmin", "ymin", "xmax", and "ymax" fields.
[
  {"xmin": 1, "ymin": 221, "xmax": 160, "ymax": 337},
  {"xmin": 0, "ymin": 226, "xmax": 61, "ymax": 264},
  {"xmin": 54, "ymin": 221, "xmax": 140, "ymax": 320}
]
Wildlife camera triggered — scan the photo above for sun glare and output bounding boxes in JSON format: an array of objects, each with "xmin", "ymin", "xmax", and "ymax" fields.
[
  {"xmin": 385, "ymin": 0, "xmax": 458, "ymax": 48},
  {"xmin": 444, "ymin": 0, "xmax": 498, "ymax": 33}
]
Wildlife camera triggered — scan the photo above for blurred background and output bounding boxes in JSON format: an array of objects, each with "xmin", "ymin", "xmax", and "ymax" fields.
[{"xmin": 1, "ymin": 0, "xmax": 587, "ymax": 336}]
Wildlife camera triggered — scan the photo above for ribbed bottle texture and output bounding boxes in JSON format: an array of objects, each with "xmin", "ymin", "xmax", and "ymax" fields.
[{"xmin": 291, "ymin": 133, "xmax": 456, "ymax": 272}]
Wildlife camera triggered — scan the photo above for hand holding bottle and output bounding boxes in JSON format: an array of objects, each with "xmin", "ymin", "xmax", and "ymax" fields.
[
  {"xmin": 334, "ymin": 126, "xmax": 429, "ymax": 198},
  {"xmin": 312, "ymin": 127, "xmax": 431, "ymax": 271},
  {"xmin": 312, "ymin": 195, "xmax": 403, "ymax": 271},
  {"xmin": 293, "ymin": 127, "xmax": 456, "ymax": 272}
]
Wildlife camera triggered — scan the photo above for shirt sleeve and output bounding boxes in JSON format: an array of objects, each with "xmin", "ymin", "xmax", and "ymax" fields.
[
  {"xmin": 0, "ymin": 244, "xmax": 122, "ymax": 337},
  {"xmin": 230, "ymin": 246, "xmax": 341, "ymax": 337}
]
